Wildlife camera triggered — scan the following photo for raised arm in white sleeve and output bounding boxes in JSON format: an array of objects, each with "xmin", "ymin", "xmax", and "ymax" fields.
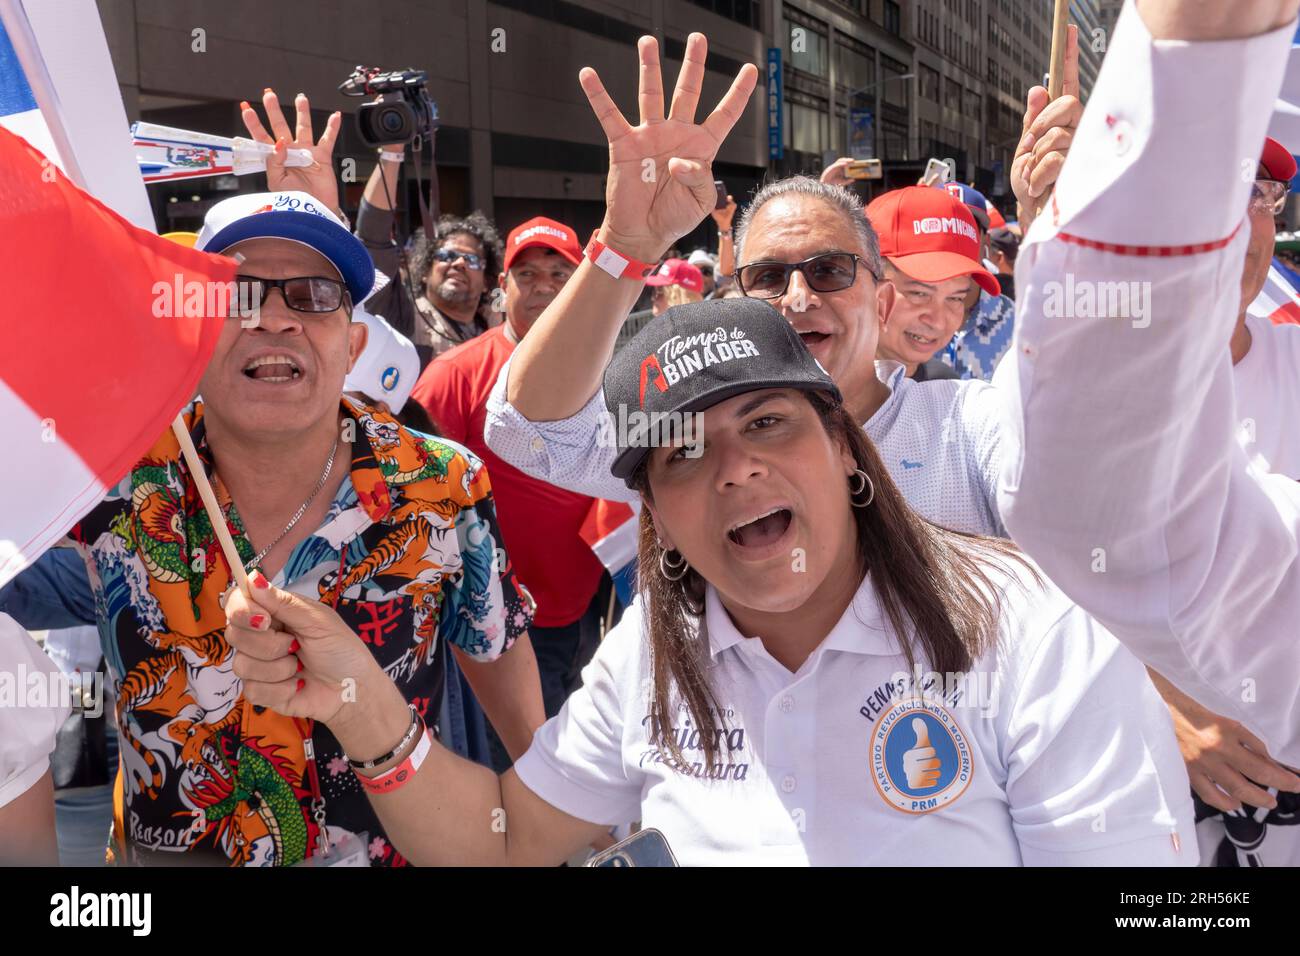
[
  {"xmin": 484, "ymin": 357, "xmax": 638, "ymax": 503},
  {"xmin": 997, "ymin": 3, "xmax": 1300, "ymax": 764}
]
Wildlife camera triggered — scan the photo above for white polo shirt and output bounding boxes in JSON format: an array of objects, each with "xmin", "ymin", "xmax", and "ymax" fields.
[{"xmin": 513, "ymin": 565, "xmax": 1197, "ymax": 865}]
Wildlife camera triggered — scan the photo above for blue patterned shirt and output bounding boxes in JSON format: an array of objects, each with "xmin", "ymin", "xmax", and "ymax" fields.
[{"xmin": 942, "ymin": 291, "xmax": 1017, "ymax": 382}]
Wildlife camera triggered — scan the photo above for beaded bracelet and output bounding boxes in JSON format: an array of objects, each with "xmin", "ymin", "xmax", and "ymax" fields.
[
  {"xmin": 345, "ymin": 704, "xmax": 420, "ymax": 770},
  {"xmin": 355, "ymin": 728, "xmax": 433, "ymax": 796}
]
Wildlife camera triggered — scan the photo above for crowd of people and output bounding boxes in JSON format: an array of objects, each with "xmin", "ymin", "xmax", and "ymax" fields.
[{"xmin": 2, "ymin": 0, "xmax": 1300, "ymax": 868}]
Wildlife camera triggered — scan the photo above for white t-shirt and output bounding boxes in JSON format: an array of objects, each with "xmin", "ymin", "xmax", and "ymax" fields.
[
  {"xmin": 486, "ymin": 359, "xmax": 1007, "ymax": 537},
  {"xmin": 0, "ymin": 612, "xmax": 70, "ymax": 809},
  {"xmin": 513, "ymin": 565, "xmax": 1197, "ymax": 865},
  {"xmin": 1233, "ymin": 313, "xmax": 1300, "ymax": 480}
]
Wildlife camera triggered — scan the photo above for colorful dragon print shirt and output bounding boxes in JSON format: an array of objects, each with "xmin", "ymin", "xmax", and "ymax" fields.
[{"xmin": 70, "ymin": 397, "xmax": 534, "ymax": 866}]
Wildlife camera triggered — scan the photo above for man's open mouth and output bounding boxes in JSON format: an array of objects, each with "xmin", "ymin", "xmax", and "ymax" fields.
[
  {"xmin": 726, "ymin": 507, "xmax": 793, "ymax": 548},
  {"xmin": 798, "ymin": 331, "xmax": 830, "ymax": 348},
  {"xmin": 904, "ymin": 330, "xmax": 940, "ymax": 348},
  {"xmin": 243, "ymin": 354, "xmax": 302, "ymax": 383}
]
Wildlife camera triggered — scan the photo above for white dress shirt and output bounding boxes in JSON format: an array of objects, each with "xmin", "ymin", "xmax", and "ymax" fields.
[
  {"xmin": 997, "ymin": 4, "xmax": 1300, "ymax": 765},
  {"xmin": 513, "ymin": 564, "xmax": 1196, "ymax": 865},
  {"xmin": 486, "ymin": 359, "xmax": 1007, "ymax": 537}
]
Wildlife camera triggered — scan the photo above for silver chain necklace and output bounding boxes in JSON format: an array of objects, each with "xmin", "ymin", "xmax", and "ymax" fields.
[{"xmin": 239, "ymin": 440, "xmax": 339, "ymax": 572}]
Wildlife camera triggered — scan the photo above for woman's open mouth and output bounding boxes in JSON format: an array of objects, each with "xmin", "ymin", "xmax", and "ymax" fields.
[
  {"xmin": 726, "ymin": 507, "xmax": 794, "ymax": 551},
  {"xmin": 243, "ymin": 354, "xmax": 303, "ymax": 383}
]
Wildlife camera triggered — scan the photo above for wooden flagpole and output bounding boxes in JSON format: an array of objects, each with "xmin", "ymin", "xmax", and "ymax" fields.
[
  {"xmin": 1047, "ymin": 0, "xmax": 1071, "ymax": 100},
  {"xmin": 1031, "ymin": 0, "xmax": 1072, "ymax": 221},
  {"xmin": 171, "ymin": 418, "xmax": 251, "ymax": 595}
]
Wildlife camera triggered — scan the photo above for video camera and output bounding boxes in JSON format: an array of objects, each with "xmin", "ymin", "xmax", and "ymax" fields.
[{"xmin": 338, "ymin": 66, "xmax": 438, "ymax": 148}]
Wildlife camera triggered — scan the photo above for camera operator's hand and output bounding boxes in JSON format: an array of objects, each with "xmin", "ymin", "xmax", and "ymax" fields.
[
  {"xmin": 240, "ymin": 89, "xmax": 344, "ymax": 218},
  {"xmin": 580, "ymin": 33, "xmax": 757, "ymax": 264}
]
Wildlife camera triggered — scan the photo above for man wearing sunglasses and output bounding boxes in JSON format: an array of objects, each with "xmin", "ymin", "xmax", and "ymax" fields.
[
  {"xmin": 0, "ymin": 189, "xmax": 543, "ymax": 865},
  {"xmin": 402, "ymin": 216, "xmax": 503, "ymax": 366},
  {"xmin": 482, "ymin": 34, "xmax": 1010, "ymax": 539},
  {"xmin": 1231, "ymin": 138, "xmax": 1298, "ymax": 472}
]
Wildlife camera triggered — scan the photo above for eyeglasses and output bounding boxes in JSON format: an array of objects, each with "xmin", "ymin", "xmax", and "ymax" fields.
[
  {"xmin": 1251, "ymin": 179, "xmax": 1288, "ymax": 216},
  {"xmin": 235, "ymin": 275, "xmax": 347, "ymax": 314},
  {"xmin": 434, "ymin": 248, "xmax": 485, "ymax": 271},
  {"xmin": 735, "ymin": 252, "xmax": 876, "ymax": 300}
]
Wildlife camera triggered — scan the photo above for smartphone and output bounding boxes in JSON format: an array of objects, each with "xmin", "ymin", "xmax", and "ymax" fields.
[
  {"xmin": 921, "ymin": 157, "xmax": 950, "ymax": 187},
  {"xmin": 586, "ymin": 828, "xmax": 679, "ymax": 867},
  {"xmin": 846, "ymin": 159, "xmax": 881, "ymax": 181},
  {"xmin": 714, "ymin": 180, "xmax": 728, "ymax": 210}
]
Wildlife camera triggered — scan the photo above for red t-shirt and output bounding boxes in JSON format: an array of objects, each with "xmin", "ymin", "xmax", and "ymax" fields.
[{"xmin": 410, "ymin": 326, "xmax": 603, "ymax": 628}]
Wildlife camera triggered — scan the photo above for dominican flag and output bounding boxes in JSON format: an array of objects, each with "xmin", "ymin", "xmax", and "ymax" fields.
[
  {"xmin": 1248, "ymin": 258, "xmax": 1300, "ymax": 326},
  {"xmin": 579, "ymin": 499, "xmax": 641, "ymax": 607},
  {"xmin": 0, "ymin": 3, "xmax": 234, "ymax": 588}
]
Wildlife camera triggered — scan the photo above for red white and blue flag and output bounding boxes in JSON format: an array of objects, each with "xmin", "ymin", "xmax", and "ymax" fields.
[
  {"xmin": 0, "ymin": 2, "xmax": 233, "ymax": 588},
  {"xmin": 579, "ymin": 499, "xmax": 641, "ymax": 607},
  {"xmin": 1248, "ymin": 258, "xmax": 1300, "ymax": 327}
]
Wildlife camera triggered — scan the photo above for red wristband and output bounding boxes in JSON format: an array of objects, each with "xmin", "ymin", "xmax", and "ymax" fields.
[
  {"xmin": 585, "ymin": 232, "xmax": 657, "ymax": 280},
  {"xmin": 355, "ymin": 728, "xmax": 433, "ymax": 796}
]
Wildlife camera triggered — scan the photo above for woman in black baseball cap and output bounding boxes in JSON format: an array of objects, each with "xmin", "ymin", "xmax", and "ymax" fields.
[
  {"xmin": 222, "ymin": 291, "xmax": 1199, "ymax": 866},
  {"xmin": 603, "ymin": 296, "xmax": 1021, "ymax": 770}
]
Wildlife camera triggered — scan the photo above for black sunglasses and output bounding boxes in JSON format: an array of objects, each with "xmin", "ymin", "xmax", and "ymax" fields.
[
  {"xmin": 235, "ymin": 275, "xmax": 347, "ymax": 314},
  {"xmin": 434, "ymin": 248, "xmax": 486, "ymax": 271},
  {"xmin": 735, "ymin": 252, "xmax": 877, "ymax": 300}
]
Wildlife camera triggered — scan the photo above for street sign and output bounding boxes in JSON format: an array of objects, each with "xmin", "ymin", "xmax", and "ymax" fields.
[
  {"xmin": 766, "ymin": 48, "xmax": 783, "ymax": 160},
  {"xmin": 849, "ymin": 107, "xmax": 874, "ymax": 160},
  {"xmin": 992, "ymin": 159, "xmax": 1007, "ymax": 196}
]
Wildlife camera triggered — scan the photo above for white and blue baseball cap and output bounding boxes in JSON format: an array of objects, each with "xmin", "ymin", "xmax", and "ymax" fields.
[{"xmin": 196, "ymin": 190, "xmax": 375, "ymax": 303}]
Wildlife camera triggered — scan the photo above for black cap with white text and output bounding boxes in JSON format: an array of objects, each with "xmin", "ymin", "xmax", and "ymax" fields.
[{"xmin": 603, "ymin": 297, "xmax": 842, "ymax": 482}]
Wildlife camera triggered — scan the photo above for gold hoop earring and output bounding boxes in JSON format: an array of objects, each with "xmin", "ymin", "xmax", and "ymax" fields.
[
  {"xmin": 659, "ymin": 548, "xmax": 689, "ymax": 581},
  {"xmin": 849, "ymin": 469, "xmax": 875, "ymax": 508}
]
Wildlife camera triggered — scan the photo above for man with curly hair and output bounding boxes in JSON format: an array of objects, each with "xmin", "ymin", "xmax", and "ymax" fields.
[{"xmin": 355, "ymin": 144, "xmax": 503, "ymax": 366}]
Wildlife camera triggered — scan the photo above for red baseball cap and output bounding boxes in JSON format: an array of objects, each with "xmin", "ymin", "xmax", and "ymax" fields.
[
  {"xmin": 867, "ymin": 186, "xmax": 1000, "ymax": 296},
  {"xmin": 1261, "ymin": 136, "xmax": 1298, "ymax": 182},
  {"xmin": 503, "ymin": 216, "xmax": 582, "ymax": 271},
  {"xmin": 644, "ymin": 258, "xmax": 704, "ymax": 293}
]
